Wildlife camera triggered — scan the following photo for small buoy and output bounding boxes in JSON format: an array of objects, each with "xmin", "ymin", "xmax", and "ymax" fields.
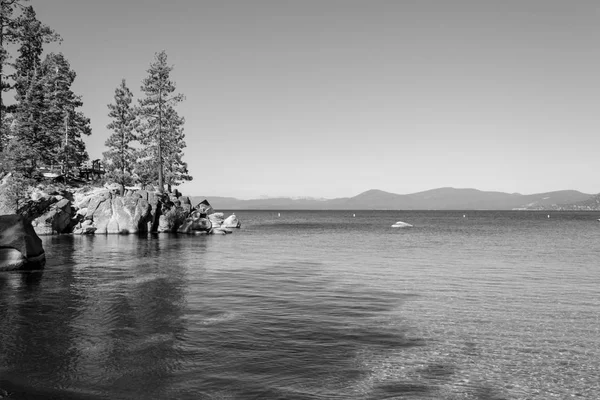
[
  {"xmin": 547, "ymin": 215, "xmax": 550, "ymax": 219},
  {"xmin": 278, "ymin": 212, "xmax": 280, "ymax": 217},
  {"xmin": 463, "ymin": 215, "xmax": 466, "ymax": 218},
  {"xmin": 353, "ymin": 214, "xmax": 355, "ymax": 217}
]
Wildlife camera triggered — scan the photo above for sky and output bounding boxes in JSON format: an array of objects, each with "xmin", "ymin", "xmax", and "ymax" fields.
[{"xmin": 25, "ymin": 0, "xmax": 600, "ymax": 199}]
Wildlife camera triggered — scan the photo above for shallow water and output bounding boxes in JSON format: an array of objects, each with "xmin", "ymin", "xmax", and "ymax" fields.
[{"xmin": 1, "ymin": 210, "xmax": 599, "ymax": 399}]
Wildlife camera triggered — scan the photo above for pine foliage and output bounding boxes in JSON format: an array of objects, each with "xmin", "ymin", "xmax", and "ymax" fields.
[
  {"xmin": 40, "ymin": 53, "xmax": 91, "ymax": 171},
  {"xmin": 137, "ymin": 50, "xmax": 191, "ymax": 192},
  {"xmin": 103, "ymin": 79, "xmax": 137, "ymax": 193}
]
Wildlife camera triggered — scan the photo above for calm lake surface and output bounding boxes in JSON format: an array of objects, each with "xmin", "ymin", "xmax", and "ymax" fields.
[{"xmin": 1, "ymin": 210, "xmax": 599, "ymax": 399}]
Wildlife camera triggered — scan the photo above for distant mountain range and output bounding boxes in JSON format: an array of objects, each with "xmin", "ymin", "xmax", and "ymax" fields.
[{"xmin": 190, "ymin": 187, "xmax": 599, "ymax": 211}]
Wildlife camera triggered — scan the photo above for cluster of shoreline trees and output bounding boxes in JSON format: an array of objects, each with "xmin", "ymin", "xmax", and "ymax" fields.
[
  {"xmin": 0, "ymin": 1, "xmax": 86, "ymax": 178},
  {"xmin": 103, "ymin": 50, "xmax": 192, "ymax": 195},
  {"xmin": 0, "ymin": 0, "xmax": 192, "ymax": 206}
]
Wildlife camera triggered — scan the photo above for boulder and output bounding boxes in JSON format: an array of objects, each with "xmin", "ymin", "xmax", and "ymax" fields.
[
  {"xmin": 222, "ymin": 214, "xmax": 241, "ymax": 228},
  {"xmin": 157, "ymin": 215, "xmax": 171, "ymax": 233},
  {"xmin": 195, "ymin": 199, "xmax": 214, "ymax": 215},
  {"xmin": 17, "ymin": 196, "xmax": 57, "ymax": 221},
  {"xmin": 157, "ymin": 206, "xmax": 189, "ymax": 233},
  {"xmin": 73, "ymin": 219, "xmax": 96, "ymax": 235},
  {"xmin": 208, "ymin": 212, "xmax": 225, "ymax": 227},
  {"xmin": 84, "ymin": 191, "xmax": 112, "ymax": 218},
  {"xmin": 177, "ymin": 210, "xmax": 213, "ymax": 234},
  {"xmin": 90, "ymin": 195, "xmax": 153, "ymax": 234},
  {"xmin": 30, "ymin": 198, "xmax": 74, "ymax": 235},
  {"xmin": 0, "ymin": 215, "xmax": 45, "ymax": 271}
]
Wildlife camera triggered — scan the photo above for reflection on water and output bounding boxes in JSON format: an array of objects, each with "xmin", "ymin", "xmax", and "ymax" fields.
[
  {"xmin": 1, "ymin": 211, "xmax": 600, "ymax": 399},
  {"xmin": 1, "ymin": 234, "xmax": 424, "ymax": 399}
]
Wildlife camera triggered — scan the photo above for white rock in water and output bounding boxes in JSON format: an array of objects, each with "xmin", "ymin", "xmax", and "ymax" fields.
[
  {"xmin": 391, "ymin": 221, "xmax": 413, "ymax": 228},
  {"xmin": 222, "ymin": 214, "xmax": 241, "ymax": 228}
]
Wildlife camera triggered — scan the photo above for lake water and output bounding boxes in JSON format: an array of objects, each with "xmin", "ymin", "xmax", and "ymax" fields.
[{"xmin": 1, "ymin": 210, "xmax": 599, "ymax": 399}]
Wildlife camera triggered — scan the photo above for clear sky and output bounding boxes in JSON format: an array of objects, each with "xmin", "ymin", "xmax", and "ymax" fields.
[{"xmin": 28, "ymin": 0, "xmax": 600, "ymax": 198}]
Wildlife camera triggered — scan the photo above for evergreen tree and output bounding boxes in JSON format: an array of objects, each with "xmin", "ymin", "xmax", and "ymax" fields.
[
  {"xmin": 103, "ymin": 79, "xmax": 137, "ymax": 194},
  {"xmin": 0, "ymin": 0, "xmax": 24, "ymax": 151},
  {"xmin": 0, "ymin": 0, "xmax": 59, "ymax": 153},
  {"xmin": 133, "ymin": 148, "xmax": 158, "ymax": 190},
  {"xmin": 137, "ymin": 50, "xmax": 190, "ymax": 193},
  {"xmin": 12, "ymin": 5, "xmax": 60, "ymax": 100},
  {"xmin": 161, "ymin": 106, "xmax": 191, "ymax": 192},
  {"xmin": 40, "ymin": 53, "xmax": 91, "ymax": 173},
  {"xmin": 6, "ymin": 65, "xmax": 52, "ymax": 175},
  {"xmin": 0, "ymin": 171, "xmax": 33, "ymax": 212}
]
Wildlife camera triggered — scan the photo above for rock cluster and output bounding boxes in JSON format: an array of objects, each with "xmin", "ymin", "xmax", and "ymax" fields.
[
  {"xmin": 3, "ymin": 184, "xmax": 240, "ymax": 236},
  {"xmin": 0, "ymin": 215, "xmax": 46, "ymax": 271}
]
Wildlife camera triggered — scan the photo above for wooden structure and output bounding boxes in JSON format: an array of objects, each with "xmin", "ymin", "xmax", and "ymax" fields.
[{"xmin": 78, "ymin": 159, "xmax": 106, "ymax": 181}]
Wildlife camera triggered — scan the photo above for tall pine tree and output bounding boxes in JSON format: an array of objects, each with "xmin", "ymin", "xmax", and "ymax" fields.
[
  {"xmin": 103, "ymin": 79, "xmax": 137, "ymax": 194},
  {"xmin": 0, "ymin": 0, "xmax": 59, "ymax": 153},
  {"xmin": 40, "ymin": 53, "xmax": 91, "ymax": 174},
  {"xmin": 137, "ymin": 50, "xmax": 190, "ymax": 193},
  {"xmin": 161, "ymin": 106, "xmax": 191, "ymax": 192},
  {"xmin": 12, "ymin": 5, "xmax": 60, "ymax": 99},
  {"xmin": 5, "ymin": 65, "xmax": 51, "ymax": 175},
  {"xmin": 0, "ymin": 0, "xmax": 24, "ymax": 152}
]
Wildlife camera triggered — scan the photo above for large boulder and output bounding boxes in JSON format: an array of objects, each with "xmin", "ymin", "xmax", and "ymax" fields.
[
  {"xmin": 72, "ymin": 219, "xmax": 96, "ymax": 235},
  {"xmin": 0, "ymin": 215, "xmax": 45, "ymax": 271},
  {"xmin": 30, "ymin": 198, "xmax": 74, "ymax": 235},
  {"xmin": 195, "ymin": 199, "xmax": 214, "ymax": 215},
  {"xmin": 86, "ymin": 192, "xmax": 153, "ymax": 234},
  {"xmin": 208, "ymin": 212, "xmax": 225, "ymax": 227},
  {"xmin": 222, "ymin": 214, "xmax": 241, "ymax": 228},
  {"xmin": 156, "ymin": 203, "xmax": 189, "ymax": 233},
  {"xmin": 177, "ymin": 210, "xmax": 213, "ymax": 234}
]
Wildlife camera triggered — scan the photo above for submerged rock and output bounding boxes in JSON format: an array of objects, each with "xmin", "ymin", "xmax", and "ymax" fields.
[
  {"xmin": 0, "ymin": 215, "xmax": 46, "ymax": 271},
  {"xmin": 212, "ymin": 227, "xmax": 233, "ymax": 235}
]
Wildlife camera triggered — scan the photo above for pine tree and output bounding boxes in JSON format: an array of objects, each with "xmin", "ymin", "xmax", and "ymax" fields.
[
  {"xmin": 0, "ymin": 0, "xmax": 24, "ymax": 152},
  {"xmin": 12, "ymin": 5, "xmax": 60, "ymax": 100},
  {"xmin": 6, "ymin": 65, "xmax": 52, "ymax": 175},
  {"xmin": 161, "ymin": 106, "xmax": 192, "ymax": 192},
  {"xmin": 103, "ymin": 79, "xmax": 137, "ymax": 194},
  {"xmin": 40, "ymin": 53, "xmax": 91, "ymax": 174},
  {"xmin": 133, "ymin": 148, "xmax": 158, "ymax": 190},
  {"xmin": 0, "ymin": 0, "xmax": 59, "ymax": 153},
  {"xmin": 0, "ymin": 171, "xmax": 33, "ymax": 212},
  {"xmin": 137, "ymin": 50, "xmax": 189, "ymax": 193}
]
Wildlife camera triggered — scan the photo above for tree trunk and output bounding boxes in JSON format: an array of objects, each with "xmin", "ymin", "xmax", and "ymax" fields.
[{"xmin": 157, "ymin": 87, "xmax": 164, "ymax": 193}]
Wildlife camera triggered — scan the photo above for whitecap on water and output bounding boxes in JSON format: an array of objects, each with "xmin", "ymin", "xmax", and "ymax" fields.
[{"xmin": 201, "ymin": 312, "xmax": 238, "ymax": 325}]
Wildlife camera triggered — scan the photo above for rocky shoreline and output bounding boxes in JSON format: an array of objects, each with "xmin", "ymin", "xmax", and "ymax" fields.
[
  {"xmin": 1, "ymin": 183, "xmax": 240, "ymax": 271},
  {"xmin": 11, "ymin": 184, "xmax": 240, "ymax": 236}
]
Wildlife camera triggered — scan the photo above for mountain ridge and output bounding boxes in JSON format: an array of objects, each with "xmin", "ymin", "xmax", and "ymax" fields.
[{"xmin": 189, "ymin": 187, "xmax": 598, "ymax": 211}]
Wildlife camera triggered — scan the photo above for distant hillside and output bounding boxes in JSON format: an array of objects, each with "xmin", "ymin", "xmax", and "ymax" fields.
[
  {"xmin": 531, "ymin": 193, "xmax": 600, "ymax": 211},
  {"xmin": 190, "ymin": 188, "xmax": 596, "ymax": 210}
]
